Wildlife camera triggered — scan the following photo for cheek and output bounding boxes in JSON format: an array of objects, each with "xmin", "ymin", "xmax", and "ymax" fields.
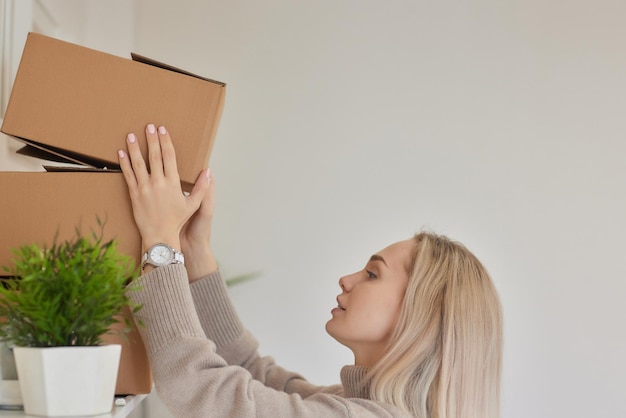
[
  {"xmin": 355, "ymin": 295, "xmax": 403, "ymax": 338},
  {"xmin": 373, "ymin": 303, "xmax": 401, "ymax": 330}
]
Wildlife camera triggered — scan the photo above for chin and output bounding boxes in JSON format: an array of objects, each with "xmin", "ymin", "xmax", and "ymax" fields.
[
  {"xmin": 325, "ymin": 319, "xmax": 333, "ymax": 335},
  {"xmin": 325, "ymin": 320, "xmax": 339, "ymax": 340},
  {"xmin": 325, "ymin": 321, "xmax": 347, "ymax": 347}
]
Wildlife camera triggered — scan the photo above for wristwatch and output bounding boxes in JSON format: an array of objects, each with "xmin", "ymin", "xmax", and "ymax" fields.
[{"xmin": 142, "ymin": 243, "xmax": 185, "ymax": 270}]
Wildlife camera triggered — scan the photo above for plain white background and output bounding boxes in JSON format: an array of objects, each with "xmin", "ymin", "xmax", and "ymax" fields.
[{"xmin": 2, "ymin": 1, "xmax": 625, "ymax": 417}]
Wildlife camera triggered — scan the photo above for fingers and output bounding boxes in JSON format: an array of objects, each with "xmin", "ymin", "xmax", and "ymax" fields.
[
  {"xmin": 157, "ymin": 126, "xmax": 179, "ymax": 180},
  {"xmin": 146, "ymin": 123, "xmax": 163, "ymax": 178},
  {"xmin": 118, "ymin": 124, "xmax": 179, "ymax": 185},
  {"xmin": 187, "ymin": 168, "xmax": 211, "ymax": 209},
  {"xmin": 117, "ymin": 147, "xmax": 136, "ymax": 190},
  {"xmin": 125, "ymin": 132, "xmax": 150, "ymax": 185},
  {"xmin": 202, "ymin": 168, "xmax": 215, "ymax": 212}
]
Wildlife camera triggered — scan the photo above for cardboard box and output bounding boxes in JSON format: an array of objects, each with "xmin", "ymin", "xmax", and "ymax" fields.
[
  {"xmin": 0, "ymin": 172, "xmax": 140, "ymax": 268},
  {"xmin": 103, "ymin": 305, "xmax": 152, "ymax": 395},
  {"xmin": 1, "ymin": 32, "xmax": 226, "ymax": 191},
  {"xmin": 0, "ymin": 171, "xmax": 151, "ymax": 394}
]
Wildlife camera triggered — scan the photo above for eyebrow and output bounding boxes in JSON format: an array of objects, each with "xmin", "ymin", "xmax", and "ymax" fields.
[{"xmin": 369, "ymin": 254, "xmax": 388, "ymax": 267}]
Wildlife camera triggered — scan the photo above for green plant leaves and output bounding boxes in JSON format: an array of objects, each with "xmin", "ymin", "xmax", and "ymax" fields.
[{"xmin": 0, "ymin": 221, "xmax": 141, "ymax": 347}]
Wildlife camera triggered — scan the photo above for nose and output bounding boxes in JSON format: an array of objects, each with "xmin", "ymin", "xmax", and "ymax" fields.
[{"xmin": 339, "ymin": 272, "xmax": 357, "ymax": 291}]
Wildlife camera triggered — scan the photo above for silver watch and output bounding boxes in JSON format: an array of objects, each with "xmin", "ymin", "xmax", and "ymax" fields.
[{"xmin": 142, "ymin": 243, "xmax": 185, "ymax": 270}]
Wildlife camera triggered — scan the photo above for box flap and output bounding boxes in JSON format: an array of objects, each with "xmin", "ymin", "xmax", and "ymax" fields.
[
  {"xmin": 43, "ymin": 165, "xmax": 121, "ymax": 173},
  {"xmin": 131, "ymin": 53, "xmax": 226, "ymax": 86},
  {"xmin": 16, "ymin": 144, "xmax": 81, "ymax": 165},
  {"xmin": 15, "ymin": 140, "xmax": 113, "ymax": 168}
]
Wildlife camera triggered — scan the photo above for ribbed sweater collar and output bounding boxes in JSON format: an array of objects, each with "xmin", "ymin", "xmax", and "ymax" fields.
[{"xmin": 340, "ymin": 365, "xmax": 371, "ymax": 399}]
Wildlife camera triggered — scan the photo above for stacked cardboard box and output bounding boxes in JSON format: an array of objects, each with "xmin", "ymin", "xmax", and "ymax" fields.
[{"xmin": 0, "ymin": 33, "xmax": 226, "ymax": 394}]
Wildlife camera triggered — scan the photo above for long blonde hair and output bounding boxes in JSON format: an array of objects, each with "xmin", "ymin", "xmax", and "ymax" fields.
[{"xmin": 368, "ymin": 232, "xmax": 503, "ymax": 418}]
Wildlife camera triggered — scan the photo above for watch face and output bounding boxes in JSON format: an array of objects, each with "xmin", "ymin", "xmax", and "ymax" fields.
[{"xmin": 149, "ymin": 245, "xmax": 173, "ymax": 265}]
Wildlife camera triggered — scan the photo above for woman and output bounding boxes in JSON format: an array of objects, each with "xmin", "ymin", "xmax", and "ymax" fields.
[{"xmin": 118, "ymin": 124, "xmax": 503, "ymax": 418}]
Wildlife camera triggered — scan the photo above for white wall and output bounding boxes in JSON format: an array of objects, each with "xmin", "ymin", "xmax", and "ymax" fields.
[
  {"xmin": 3, "ymin": 1, "xmax": 625, "ymax": 417},
  {"xmin": 135, "ymin": 1, "xmax": 626, "ymax": 417},
  {"xmin": 0, "ymin": 0, "xmax": 39, "ymax": 171}
]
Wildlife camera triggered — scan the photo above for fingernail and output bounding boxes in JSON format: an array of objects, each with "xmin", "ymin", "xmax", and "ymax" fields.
[
  {"xmin": 158, "ymin": 126, "xmax": 167, "ymax": 135},
  {"xmin": 147, "ymin": 124, "xmax": 156, "ymax": 134},
  {"xmin": 206, "ymin": 168, "xmax": 211, "ymax": 180},
  {"xmin": 127, "ymin": 133, "xmax": 136, "ymax": 143},
  {"xmin": 118, "ymin": 150, "xmax": 125, "ymax": 158}
]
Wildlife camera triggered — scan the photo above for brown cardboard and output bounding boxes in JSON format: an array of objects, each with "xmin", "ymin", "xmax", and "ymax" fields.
[
  {"xmin": 103, "ymin": 305, "xmax": 152, "ymax": 395},
  {"xmin": 0, "ymin": 172, "xmax": 140, "ymax": 267},
  {"xmin": 0, "ymin": 172, "xmax": 151, "ymax": 394},
  {"xmin": 1, "ymin": 32, "xmax": 226, "ymax": 191}
]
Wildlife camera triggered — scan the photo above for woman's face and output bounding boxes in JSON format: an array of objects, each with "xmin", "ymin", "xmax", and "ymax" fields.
[{"xmin": 326, "ymin": 239, "xmax": 416, "ymax": 367}]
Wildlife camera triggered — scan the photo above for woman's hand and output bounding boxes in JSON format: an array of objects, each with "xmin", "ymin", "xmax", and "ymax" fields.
[
  {"xmin": 179, "ymin": 170, "xmax": 219, "ymax": 281},
  {"xmin": 117, "ymin": 124, "xmax": 209, "ymax": 257}
]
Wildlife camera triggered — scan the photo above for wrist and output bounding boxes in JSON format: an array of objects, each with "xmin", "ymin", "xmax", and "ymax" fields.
[
  {"xmin": 142, "ymin": 237, "xmax": 181, "ymax": 255},
  {"xmin": 141, "ymin": 241, "xmax": 185, "ymax": 272},
  {"xmin": 184, "ymin": 247, "xmax": 218, "ymax": 283}
]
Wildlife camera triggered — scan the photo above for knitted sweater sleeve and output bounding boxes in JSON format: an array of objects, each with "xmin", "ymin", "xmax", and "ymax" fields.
[
  {"xmin": 187, "ymin": 270, "xmax": 266, "ymax": 364},
  {"xmin": 188, "ymin": 269, "xmax": 336, "ymax": 398},
  {"xmin": 127, "ymin": 264, "xmax": 407, "ymax": 418}
]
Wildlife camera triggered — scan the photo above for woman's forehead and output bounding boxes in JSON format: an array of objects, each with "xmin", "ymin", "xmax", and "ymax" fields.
[{"xmin": 376, "ymin": 239, "xmax": 416, "ymax": 273}]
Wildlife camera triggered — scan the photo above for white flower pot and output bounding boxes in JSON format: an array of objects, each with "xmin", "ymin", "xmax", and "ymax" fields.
[{"xmin": 13, "ymin": 345, "xmax": 121, "ymax": 417}]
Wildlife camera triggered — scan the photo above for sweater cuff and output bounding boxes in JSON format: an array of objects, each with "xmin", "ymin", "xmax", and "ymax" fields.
[
  {"xmin": 127, "ymin": 264, "xmax": 206, "ymax": 357},
  {"xmin": 189, "ymin": 270, "xmax": 246, "ymax": 349}
]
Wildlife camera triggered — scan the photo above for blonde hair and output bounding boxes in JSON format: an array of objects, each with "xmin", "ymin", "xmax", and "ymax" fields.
[{"xmin": 368, "ymin": 232, "xmax": 503, "ymax": 418}]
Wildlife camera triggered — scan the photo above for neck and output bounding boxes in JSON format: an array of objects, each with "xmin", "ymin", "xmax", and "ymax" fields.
[{"xmin": 353, "ymin": 347, "xmax": 384, "ymax": 368}]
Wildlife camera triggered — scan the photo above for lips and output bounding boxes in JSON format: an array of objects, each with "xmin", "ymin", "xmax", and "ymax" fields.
[{"xmin": 336, "ymin": 297, "xmax": 346, "ymax": 311}]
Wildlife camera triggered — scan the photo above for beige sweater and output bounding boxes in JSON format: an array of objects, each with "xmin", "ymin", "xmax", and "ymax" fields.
[{"xmin": 128, "ymin": 264, "xmax": 408, "ymax": 417}]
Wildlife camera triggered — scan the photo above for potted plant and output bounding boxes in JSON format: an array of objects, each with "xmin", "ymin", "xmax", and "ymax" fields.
[{"xmin": 0, "ymin": 221, "xmax": 140, "ymax": 417}]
